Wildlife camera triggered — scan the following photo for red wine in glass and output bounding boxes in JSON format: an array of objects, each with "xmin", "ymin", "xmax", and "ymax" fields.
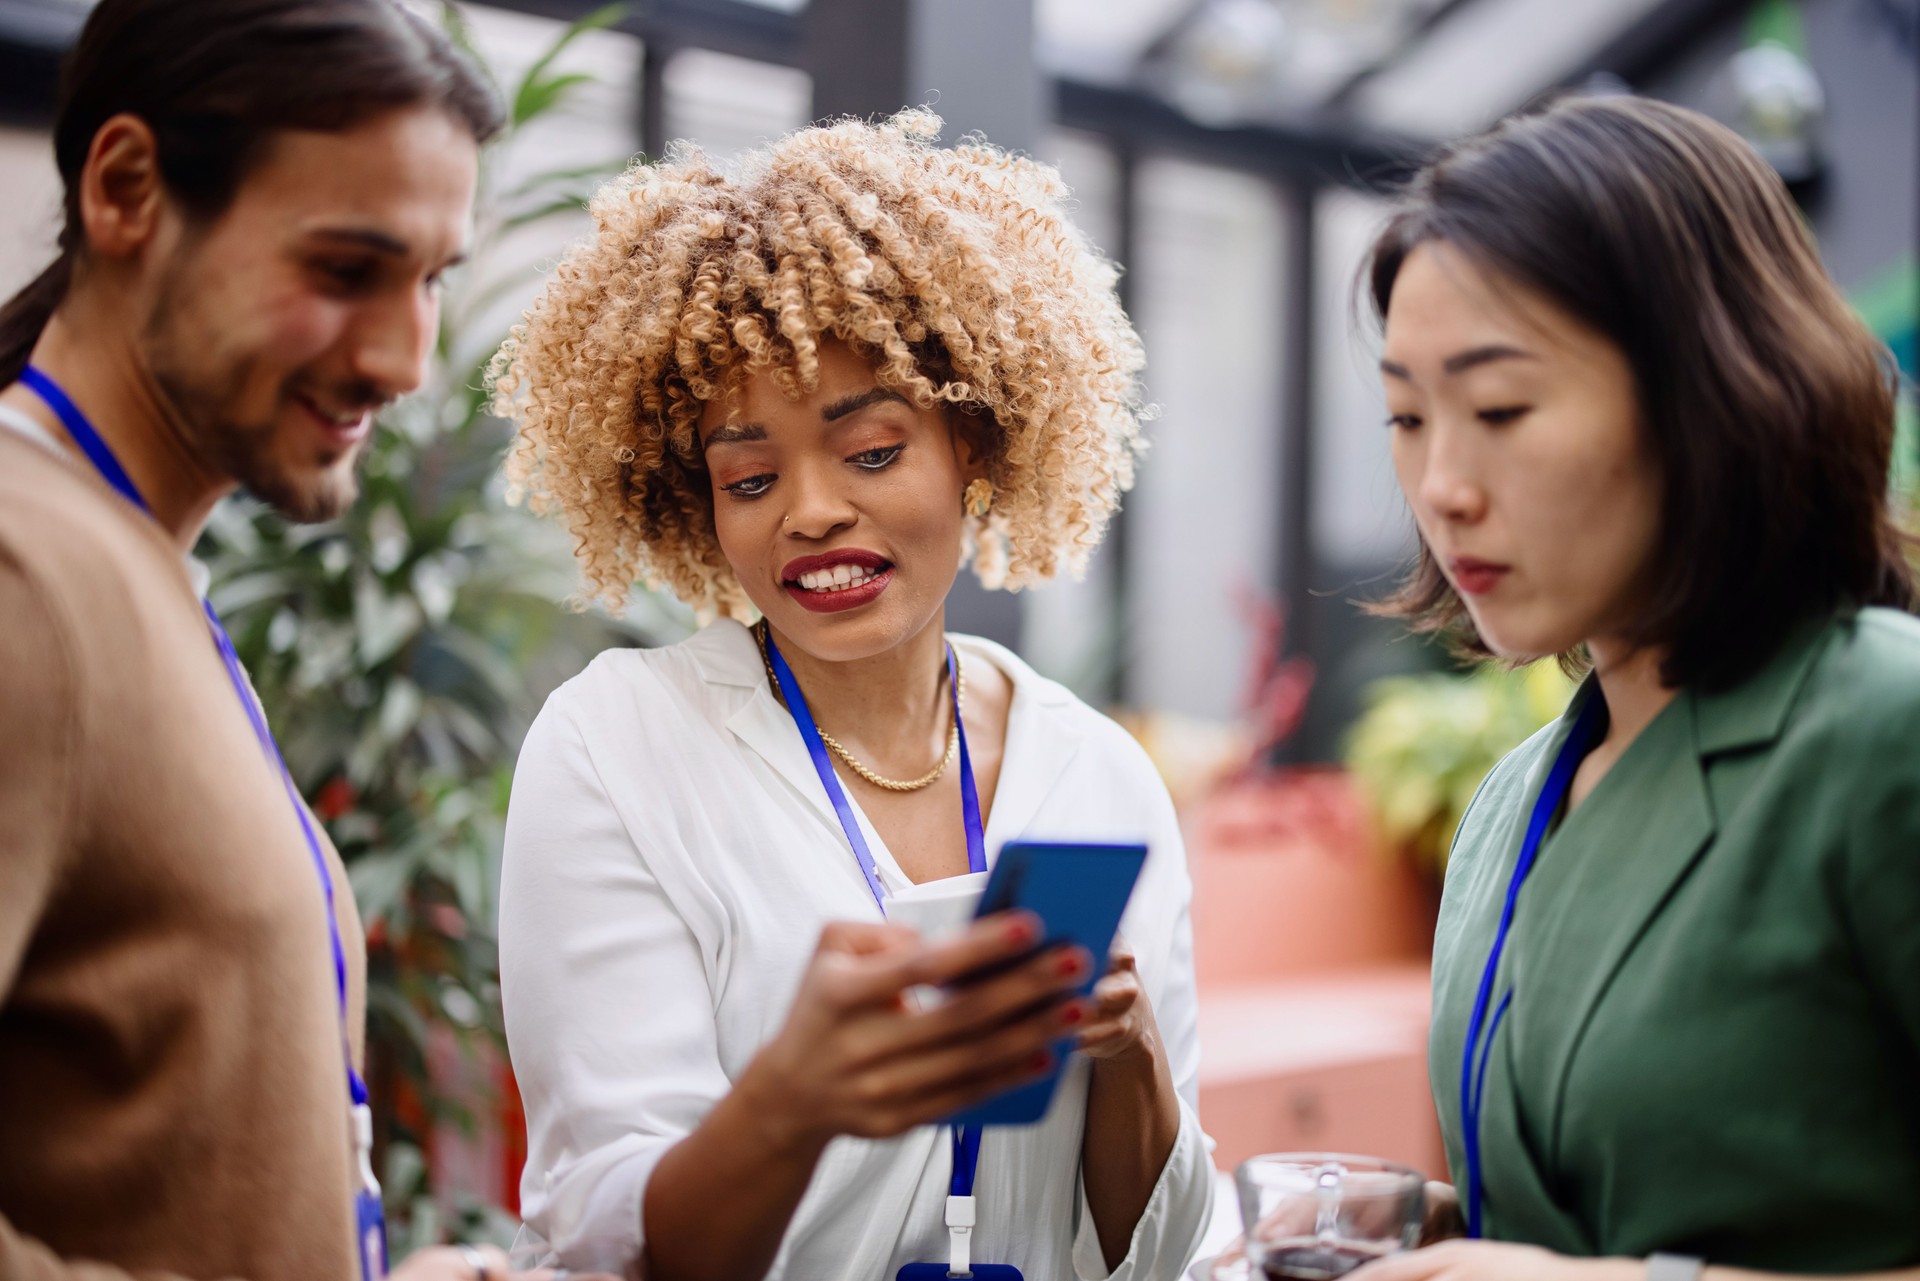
[{"xmin": 1260, "ymin": 1243, "xmax": 1388, "ymax": 1279}]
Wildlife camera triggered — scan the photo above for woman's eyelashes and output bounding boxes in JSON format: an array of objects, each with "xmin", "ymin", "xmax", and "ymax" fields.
[
  {"xmin": 1383, "ymin": 405, "xmax": 1531, "ymax": 431},
  {"xmin": 849, "ymin": 444, "xmax": 906, "ymax": 470},
  {"xmin": 720, "ymin": 473, "xmax": 776, "ymax": 499},
  {"xmin": 716, "ymin": 445, "xmax": 906, "ymax": 500}
]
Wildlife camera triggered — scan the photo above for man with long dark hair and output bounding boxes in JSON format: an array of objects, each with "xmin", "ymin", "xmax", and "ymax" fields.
[{"xmin": 0, "ymin": 4, "xmax": 518, "ymax": 1280}]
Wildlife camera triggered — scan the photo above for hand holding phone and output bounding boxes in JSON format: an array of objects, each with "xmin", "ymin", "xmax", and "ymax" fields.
[{"xmin": 947, "ymin": 840, "xmax": 1149, "ymax": 1127}]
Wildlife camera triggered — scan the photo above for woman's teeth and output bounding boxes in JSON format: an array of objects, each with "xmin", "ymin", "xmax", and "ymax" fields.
[{"xmin": 795, "ymin": 565, "xmax": 883, "ymax": 592}]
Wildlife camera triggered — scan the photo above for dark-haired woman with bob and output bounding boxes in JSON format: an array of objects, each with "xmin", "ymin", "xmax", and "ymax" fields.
[{"xmin": 1350, "ymin": 96, "xmax": 1920, "ymax": 1281}]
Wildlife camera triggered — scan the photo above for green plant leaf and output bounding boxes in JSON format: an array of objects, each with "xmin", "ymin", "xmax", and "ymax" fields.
[
  {"xmin": 509, "ymin": 3, "xmax": 627, "ymax": 128},
  {"xmin": 513, "ymin": 70, "xmax": 598, "ymax": 128}
]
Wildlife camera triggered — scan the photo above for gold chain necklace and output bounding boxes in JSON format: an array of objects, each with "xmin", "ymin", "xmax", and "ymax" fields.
[{"xmin": 754, "ymin": 621, "xmax": 963, "ymax": 792}]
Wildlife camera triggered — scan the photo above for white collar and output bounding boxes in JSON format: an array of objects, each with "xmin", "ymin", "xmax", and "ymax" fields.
[{"xmin": 0, "ymin": 401, "xmax": 65, "ymax": 457}]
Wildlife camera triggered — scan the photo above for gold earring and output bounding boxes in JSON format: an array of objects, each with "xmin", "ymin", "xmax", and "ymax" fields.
[{"xmin": 963, "ymin": 478, "xmax": 995, "ymax": 518}]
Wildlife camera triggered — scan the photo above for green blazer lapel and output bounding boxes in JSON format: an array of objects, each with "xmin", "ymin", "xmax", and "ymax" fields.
[
  {"xmin": 1432, "ymin": 686, "xmax": 1601, "ymax": 1248},
  {"xmin": 1503, "ymin": 690, "xmax": 1716, "ymax": 1187}
]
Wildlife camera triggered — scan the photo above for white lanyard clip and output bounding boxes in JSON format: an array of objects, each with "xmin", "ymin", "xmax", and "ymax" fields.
[
  {"xmin": 352, "ymin": 1102, "xmax": 382, "ymax": 1196},
  {"xmin": 946, "ymin": 1194, "xmax": 976, "ymax": 1278}
]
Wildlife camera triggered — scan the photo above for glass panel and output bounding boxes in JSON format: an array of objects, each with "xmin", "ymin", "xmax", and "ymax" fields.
[
  {"xmin": 1018, "ymin": 129, "xmax": 1126, "ymax": 700},
  {"xmin": 1311, "ymin": 187, "xmax": 1409, "ymax": 570},
  {"xmin": 1125, "ymin": 155, "xmax": 1288, "ymax": 721},
  {"xmin": 661, "ymin": 48, "xmax": 812, "ymax": 160}
]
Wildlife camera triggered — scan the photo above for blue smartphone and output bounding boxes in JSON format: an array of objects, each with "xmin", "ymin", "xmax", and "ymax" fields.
[{"xmin": 945, "ymin": 839, "xmax": 1149, "ymax": 1128}]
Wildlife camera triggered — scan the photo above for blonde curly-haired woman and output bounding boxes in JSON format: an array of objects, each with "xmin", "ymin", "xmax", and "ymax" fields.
[{"xmin": 492, "ymin": 112, "xmax": 1213, "ymax": 1281}]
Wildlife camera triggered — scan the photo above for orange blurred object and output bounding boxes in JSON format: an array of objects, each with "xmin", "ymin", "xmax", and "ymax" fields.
[{"xmin": 1187, "ymin": 771, "xmax": 1446, "ymax": 1180}]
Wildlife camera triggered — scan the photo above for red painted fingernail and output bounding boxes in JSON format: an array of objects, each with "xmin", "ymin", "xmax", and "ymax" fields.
[
  {"xmin": 1006, "ymin": 915, "xmax": 1037, "ymax": 945},
  {"xmin": 1060, "ymin": 1003, "xmax": 1085, "ymax": 1026},
  {"xmin": 1058, "ymin": 951, "xmax": 1088, "ymax": 978},
  {"xmin": 1028, "ymin": 1051, "xmax": 1052, "ymax": 1073}
]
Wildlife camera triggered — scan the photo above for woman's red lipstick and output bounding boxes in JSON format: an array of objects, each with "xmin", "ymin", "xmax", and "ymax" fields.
[
  {"xmin": 780, "ymin": 549, "xmax": 894, "ymax": 614},
  {"xmin": 1449, "ymin": 556, "xmax": 1511, "ymax": 596}
]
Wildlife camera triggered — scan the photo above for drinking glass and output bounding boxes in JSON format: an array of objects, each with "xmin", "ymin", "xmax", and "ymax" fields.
[{"xmin": 1234, "ymin": 1153, "xmax": 1424, "ymax": 1280}]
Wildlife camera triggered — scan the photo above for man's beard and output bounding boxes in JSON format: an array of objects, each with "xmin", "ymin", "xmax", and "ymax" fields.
[{"xmin": 143, "ymin": 264, "xmax": 379, "ymax": 525}]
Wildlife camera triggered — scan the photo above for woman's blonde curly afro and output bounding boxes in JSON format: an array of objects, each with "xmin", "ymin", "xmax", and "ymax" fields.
[{"xmin": 491, "ymin": 109, "xmax": 1149, "ymax": 619}]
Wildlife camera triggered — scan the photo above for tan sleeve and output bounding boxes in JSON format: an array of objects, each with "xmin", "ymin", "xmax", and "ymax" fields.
[
  {"xmin": 0, "ymin": 554, "xmax": 212, "ymax": 1281},
  {"xmin": 0, "ymin": 1223, "xmax": 228, "ymax": 1281},
  {"xmin": 0, "ymin": 546, "xmax": 76, "ymax": 997}
]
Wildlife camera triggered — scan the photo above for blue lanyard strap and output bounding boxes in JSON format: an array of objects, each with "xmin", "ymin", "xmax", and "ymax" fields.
[
  {"xmin": 950, "ymin": 1121, "xmax": 983, "ymax": 1197},
  {"xmin": 761, "ymin": 626, "xmax": 987, "ymax": 1199},
  {"xmin": 20, "ymin": 368, "xmax": 148, "ymax": 512},
  {"xmin": 761, "ymin": 628, "xmax": 987, "ymax": 889},
  {"xmin": 18, "ymin": 366, "xmax": 367, "ymax": 1109},
  {"xmin": 1458, "ymin": 692, "xmax": 1605, "ymax": 1239}
]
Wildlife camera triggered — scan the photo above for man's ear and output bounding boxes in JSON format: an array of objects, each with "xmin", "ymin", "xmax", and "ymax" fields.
[{"xmin": 76, "ymin": 114, "xmax": 170, "ymax": 261}]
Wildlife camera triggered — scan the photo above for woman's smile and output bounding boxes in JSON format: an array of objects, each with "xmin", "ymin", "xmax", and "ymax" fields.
[{"xmin": 781, "ymin": 548, "xmax": 897, "ymax": 613}]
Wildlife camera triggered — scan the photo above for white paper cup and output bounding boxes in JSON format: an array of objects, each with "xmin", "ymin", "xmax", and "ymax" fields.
[
  {"xmin": 886, "ymin": 872, "xmax": 987, "ymax": 1009},
  {"xmin": 885, "ymin": 871, "xmax": 988, "ymax": 943}
]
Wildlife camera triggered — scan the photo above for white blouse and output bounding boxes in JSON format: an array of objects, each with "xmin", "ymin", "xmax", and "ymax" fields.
[{"xmin": 500, "ymin": 619, "xmax": 1214, "ymax": 1280}]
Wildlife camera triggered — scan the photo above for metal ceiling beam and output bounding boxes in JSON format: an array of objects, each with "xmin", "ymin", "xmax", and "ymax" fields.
[
  {"xmin": 1321, "ymin": 0, "xmax": 1490, "ymax": 113},
  {"xmin": 0, "ymin": 0, "xmax": 1429, "ymax": 191},
  {"xmin": 1055, "ymin": 78, "xmax": 1428, "ymax": 191},
  {"xmin": 462, "ymin": 0, "xmax": 803, "ymax": 67},
  {"xmin": 1559, "ymin": 0, "xmax": 1753, "ymax": 89},
  {"xmin": 480, "ymin": 0, "xmax": 1437, "ymax": 192},
  {"xmin": 461, "ymin": 0, "xmax": 1433, "ymax": 191}
]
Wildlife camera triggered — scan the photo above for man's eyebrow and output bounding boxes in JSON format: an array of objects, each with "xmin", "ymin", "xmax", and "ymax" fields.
[
  {"xmin": 701, "ymin": 422, "xmax": 768, "ymax": 448},
  {"xmin": 306, "ymin": 227, "xmax": 413, "ymax": 257},
  {"xmin": 302, "ymin": 226, "xmax": 471, "ymax": 270},
  {"xmin": 1442, "ymin": 344, "xmax": 1535, "ymax": 375},
  {"xmin": 821, "ymin": 387, "xmax": 910, "ymax": 422},
  {"xmin": 1380, "ymin": 359, "xmax": 1413, "ymax": 380}
]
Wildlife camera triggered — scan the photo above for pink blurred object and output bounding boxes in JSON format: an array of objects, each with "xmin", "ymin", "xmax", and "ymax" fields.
[
  {"xmin": 1189, "ymin": 771, "xmax": 1435, "ymax": 985},
  {"xmin": 1187, "ymin": 774, "xmax": 1447, "ymax": 1187},
  {"xmin": 1196, "ymin": 968, "xmax": 1444, "ymax": 1177},
  {"xmin": 1232, "ymin": 584, "xmax": 1316, "ymax": 770}
]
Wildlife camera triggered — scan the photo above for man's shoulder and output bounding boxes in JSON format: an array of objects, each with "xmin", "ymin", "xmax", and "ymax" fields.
[{"xmin": 0, "ymin": 433, "xmax": 194, "ymax": 620}]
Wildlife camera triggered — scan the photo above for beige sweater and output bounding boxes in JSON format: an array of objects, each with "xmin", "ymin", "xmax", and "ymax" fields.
[{"xmin": 0, "ymin": 430, "xmax": 366, "ymax": 1281}]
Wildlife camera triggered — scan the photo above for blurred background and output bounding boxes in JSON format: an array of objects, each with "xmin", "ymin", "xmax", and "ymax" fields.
[{"xmin": 0, "ymin": 0, "xmax": 1914, "ymax": 1253}]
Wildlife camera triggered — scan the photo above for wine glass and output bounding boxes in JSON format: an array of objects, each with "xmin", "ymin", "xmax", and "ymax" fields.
[{"xmin": 1234, "ymin": 1153, "xmax": 1424, "ymax": 1280}]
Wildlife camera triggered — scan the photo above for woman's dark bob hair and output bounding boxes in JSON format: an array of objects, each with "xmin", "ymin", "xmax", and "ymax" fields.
[{"xmin": 1367, "ymin": 94, "xmax": 1916, "ymax": 689}]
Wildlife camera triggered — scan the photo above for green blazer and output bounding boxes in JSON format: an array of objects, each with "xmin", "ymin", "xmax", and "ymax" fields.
[{"xmin": 1429, "ymin": 607, "xmax": 1920, "ymax": 1271}]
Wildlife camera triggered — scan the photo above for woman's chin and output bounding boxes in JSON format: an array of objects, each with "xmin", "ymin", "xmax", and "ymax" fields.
[
  {"xmin": 1469, "ymin": 612, "xmax": 1580, "ymax": 665},
  {"xmin": 765, "ymin": 601, "xmax": 934, "ymax": 663}
]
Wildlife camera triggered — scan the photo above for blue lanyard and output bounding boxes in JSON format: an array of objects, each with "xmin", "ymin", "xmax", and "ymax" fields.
[
  {"xmin": 1458, "ymin": 692, "xmax": 1604, "ymax": 1239},
  {"xmin": 761, "ymin": 628, "xmax": 987, "ymax": 1198},
  {"xmin": 17, "ymin": 367, "xmax": 383, "ymax": 1255}
]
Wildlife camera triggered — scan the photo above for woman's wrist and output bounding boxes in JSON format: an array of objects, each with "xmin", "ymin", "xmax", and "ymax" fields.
[
  {"xmin": 732, "ymin": 1050, "xmax": 835, "ymax": 1165},
  {"xmin": 1088, "ymin": 1019, "xmax": 1164, "ymax": 1077}
]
